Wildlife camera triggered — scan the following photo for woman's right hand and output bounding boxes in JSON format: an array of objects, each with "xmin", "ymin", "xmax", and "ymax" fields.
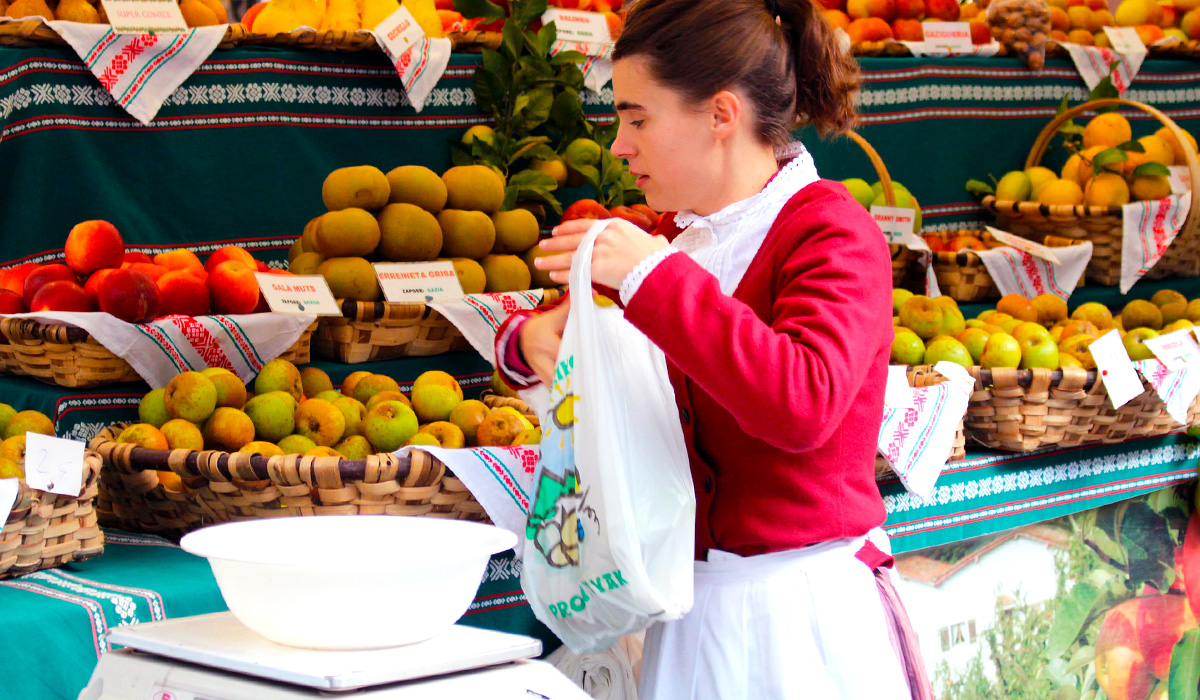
[{"xmin": 519, "ymin": 298, "xmax": 571, "ymax": 387}]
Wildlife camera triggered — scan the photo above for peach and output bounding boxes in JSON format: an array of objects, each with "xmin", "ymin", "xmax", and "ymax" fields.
[
  {"xmin": 157, "ymin": 270, "xmax": 211, "ymax": 317},
  {"xmin": 608, "ymin": 205, "xmax": 656, "ymax": 232},
  {"xmin": 1136, "ymin": 22, "xmax": 1166, "ymax": 42},
  {"xmin": 1095, "ymin": 599, "xmax": 1156, "ymax": 700},
  {"xmin": 630, "ymin": 204, "xmax": 660, "ymax": 229},
  {"xmin": 22, "ymin": 264, "xmax": 78, "ymax": 307},
  {"xmin": 30, "ymin": 280, "xmax": 95, "ymax": 312},
  {"xmin": 123, "ymin": 262, "xmax": 169, "ymax": 284},
  {"xmin": 64, "ymin": 220, "xmax": 124, "ymax": 276},
  {"xmin": 203, "ymin": 245, "xmax": 257, "ymax": 275},
  {"xmin": 207, "ymin": 260, "xmax": 259, "ymax": 315},
  {"xmin": 99, "ymin": 268, "xmax": 160, "ymax": 323},
  {"xmin": 925, "ymin": 0, "xmax": 961, "ymax": 20},
  {"xmin": 970, "ymin": 19, "xmax": 993, "ymax": 42},
  {"xmin": 849, "ymin": 0, "xmax": 897, "ymax": 20},
  {"xmin": 0, "ymin": 290, "xmax": 24, "ymax": 314},
  {"xmin": 123, "ymin": 251, "xmax": 153, "ymax": 266},
  {"xmin": 847, "ymin": 16, "xmax": 895, "ymax": 40},
  {"xmin": 824, "ymin": 8, "xmax": 853, "ymax": 28},
  {"xmin": 1051, "ymin": 5, "xmax": 1071, "ymax": 30},
  {"xmin": 1160, "ymin": 2, "xmax": 1178, "ymax": 26},
  {"xmin": 1136, "ymin": 594, "xmax": 1196, "ymax": 680},
  {"xmin": 154, "ymin": 249, "xmax": 204, "ymax": 275},
  {"xmin": 0, "ymin": 263, "xmax": 36, "ymax": 296},
  {"xmin": 1183, "ymin": 8, "xmax": 1200, "ymax": 39},
  {"xmin": 560, "ymin": 199, "xmax": 610, "ymax": 222},
  {"xmin": 84, "ymin": 268, "xmax": 117, "ymax": 300},
  {"xmin": 896, "ymin": 0, "xmax": 925, "ymax": 17},
  {"xmin": 892, "ymin": 17, "xmax": 926, "ymax": 39}
]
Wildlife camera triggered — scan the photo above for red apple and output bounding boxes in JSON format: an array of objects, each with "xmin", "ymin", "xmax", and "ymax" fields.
[
  {"xmin": 896, "ymin": 0, "xmax": 925, "ymax": 18},
  {"xmin": 609, "ymin": 205, "xmax": 656, "ymax": 232},
  {"xmin": 925, "ymin": 0, "xmax": 961, "ymax": 20},
  {"xmin": 0, "ymin": 263, "xmax": 36, "ymax": 297},
  {"xmin": 22, "ymin": 264, "xmax": 78, "ymax": 308},
  {"xmin": 30, "ymin": 280, "xmax": 95, "ymax": 312},
  {"xmin": 208, "ymin": 260, "xmax": 260, "ymax": 315},
  {"xmin": 0, "ymin": 289, "xmax": 25, "ymax": 314},
  {"xmin": 561, "ymin": 199, "xmax": 610, "ymax": 222},
  {"xmin": 157, "ymin": 269, "xmax": 211, "ymax": 317},
  {"xmin": 98, "ymin": 268, "xmax": 160, "ymax": 323}
]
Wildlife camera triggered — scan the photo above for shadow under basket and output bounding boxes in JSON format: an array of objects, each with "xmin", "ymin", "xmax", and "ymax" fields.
[
  {"xmin": 1, "ymin": 451, "xmax": 105, "ymax": 580},
  {"xmin": 89, "ymin": 425, "xmax": 487, "ymax": 540}
]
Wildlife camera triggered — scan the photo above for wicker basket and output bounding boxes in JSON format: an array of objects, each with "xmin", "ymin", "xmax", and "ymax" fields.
[
  {"xmin": 234, "ymin": 25, "xmax": 499, "ymax": 52},
  {"xmin": 0, "ymin": 451, "xmax": 105, "ymax": 579},
  {"xmin": 964, "ymin": 365, "xmax": 1200, "ymax": 452},
  {"xmin": 875, "ymin": 365, "xmax": 967, "ymax": 480},
  {"xmin": 314, "ymin": 289, "xmax": 564, "ymax": 364},
  {"xmin": 0, "ymin": 19, "xmax": 246, "ymax": 48},
  {"xmin": 89, "ymin": 424, "xmax": 488, "ymax": 540},
  {"xmin": 982, "ymin": 98, "xmax": 1200, "ymax": 287},
  {"xmin": 842, "ymin": 130, "xmax": 918, "ymax": 288},
  {"xmin": 0, "ymin": 318, "xmax": 316, "ymax": 389},
  {"xmin": 1148, "ymin": 39, "xmax": 1200, "ymax": 59},
  {"xmin": 926, "ymin": 229, "xmax": 1087, "ymax": 302}
]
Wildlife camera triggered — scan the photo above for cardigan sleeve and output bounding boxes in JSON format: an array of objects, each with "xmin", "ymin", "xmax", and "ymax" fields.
[{"xmin": 622, "ymin": 190, "xmax": 893, "ymax": 453}]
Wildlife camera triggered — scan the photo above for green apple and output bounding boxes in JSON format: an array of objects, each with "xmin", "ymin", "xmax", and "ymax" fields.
[
  {"xmin": 980, "ymin": 332, "xmax": 1021, "ymax": 369},
  {"xmin": 254, "ymin": 359, "xmax": 303, "ymax": 402},
  {"xmin": 892, "ymin": 288, "xmax": 914, "ymax": 316},
  {"xmin": 1163, "ymin": 319, "xmax": 1195, "ymax": 334},
  {"xmin": 891, "ymin": 329, "xmax": 926, "ymax": 366},
  {"xmin": 332, "ymin": 396, "xmax": 367, "ymax": 438},
  {"xmin": 244, "ymin": 393, "xmax": 295, "ymax": 443},
  {"xmin": 1018, "ymin": 333, "xmax": 1060, "ymax": 370},
  {"xmin": 277, "ymin": 434, "xmax": 317, "ymax": 455},
  {"xmin": 1011, "ymin": 321, "xmax": 1053, "ymax": 344},
  {"xmin": 923, "ymin": 336, "xmax": 973, "ymax": 367},
  {"xmin": 300, "ymin": 366, "xmax": 334, "ymax": 399},
  {"xmin": 333, "ymin": 435, "xmax": 373, "ymax": 460},
  {"xmin": 364, "ymin": 400, "xmax": 419, "ymax": 452},
  {"xmin": 956, "ymin": 327, "xmax": 990, "ymax": 365},
  {"xmin": 1122, "ymin": 327, "xmax": 1160, "ymax": 361},
  {"xmin": 404, "ymin": 432, "xmax": 441, "ymax": 447},
  {"xmin": 898, "ymin": 296, "xmax": 945, "ymax": 341},
  {"xmin": 138, "ymin": 389, "xmax": 170, "ymax": 429},
  {"xmin": 841, "ymin": 178, "xmax": 875, "ymax": 208},
  {"xmin": 294, "ymin": 399, "xmax": 346, "ymax": 447},
  {"xmin": 448, "ymin": 400, "xmax": 489, "ymax": 446},
  {"xmin": 411, "ymin": 384, "xmax": 461, "ymax": 423},
  {"xmin": 315, "ymin": 390, "xmax": 343, "ymax": 403},
  {"xmin": 1060, "ymin": 335, "xmax": 1096, "ymax": 369},
  {"xmin": 937, "ymin": 304, "xmax": 966, "ymax": 338},
  {"xmin": 163, "ymin": 371, "xmax": 218, "ymax": 424},
  {"xmin": 352, "ymin": 374, "xmax": 402, "ymax": 406},
  {"xmin": 201, "ymin": 367, "xmax": 247, "ymax": 410},
  {"xmin": 1071, "ymin": 302, "xmax": 1115, "ymax": 331},
  {"xmin": 419, "ymin": 421, "xmax": 466, "ymax": 448}
]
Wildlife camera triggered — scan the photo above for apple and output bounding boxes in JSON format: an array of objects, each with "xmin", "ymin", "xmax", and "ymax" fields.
[
  {"xmin": 923, "ymin": 335, "xmax": 973, "ymax": 367},
  {"xmin": 956, "ymin": 327, "xmax": 991, "ymax": 364},
  {"xmin": 364, "ymin": 400, "xmax": 420, "ymax": 452},
  {"xmin": 1123, "ymin": 328, "xmax": 1160, "ymax": 361},
  {"xmin": 980, "ymin": 332, "xmax": 1021, "ymax": 369},
  {"xmin": 293, "ymin": 398, "xmax": 347, "ymax": 447},
  {"xmin": 898, "ymin": 295, "xmax": 945, "ymax": 340}
]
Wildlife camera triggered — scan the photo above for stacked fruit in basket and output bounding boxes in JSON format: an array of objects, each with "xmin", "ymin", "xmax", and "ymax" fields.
[
  {"xmin": 0, "ymin": 221, "xmax": 281, "ymax": 321},
  {"xmin": 891, "ymin": 288, "xmax": 1200, "ymax": 370},
  {"xmin": 0, "ymin": 405, "xmax": 54, "ymax": 481},
  {"xmin": 1047, "ymin": 0, "xmax": 1200, "ymax": 45},
  {"xmin": 839, "ymin": 176, "xmax": 924, "ymax": 232},
  {"xmin": 820, "ymin": 0, "xmax": 993, "ymax": 45}
]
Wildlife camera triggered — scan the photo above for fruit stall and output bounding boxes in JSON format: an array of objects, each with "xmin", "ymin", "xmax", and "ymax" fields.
[{"xmin": 0, "ymin": 0, "xmax": 1199, "ymax": 696}]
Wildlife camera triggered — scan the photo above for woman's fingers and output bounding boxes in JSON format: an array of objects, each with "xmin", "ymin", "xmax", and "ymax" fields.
[{"xmin": 551, "ymin": 219, "xmax": 598, "ymax": 237}]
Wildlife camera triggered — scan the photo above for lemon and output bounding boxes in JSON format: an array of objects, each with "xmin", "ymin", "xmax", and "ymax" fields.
[
  {"xmin": 996, "ymin": 170, "xmax": 1033, "ymax": 201},
  {"xmin": 1037, "ymin": 179, "xmax": 1085, "ymax": 206},
  {"xmin": 1025, "ymin": 166, "xmax": 1058, "ymax": 195},
  {"xmin": 1083, "ymin": 112, "xmax": 1132, "ymax": 150},
  {"xmin": 1137, "ymin": 135, "xmax": 1175, "ymax": 166},
  {"xmin": 1130, "ymin": 175, "xmax": 1172, "ymax": 201},
  {"xmin": 1084, "ymin": 173, "xmax": 1131, "ymax": 206}
]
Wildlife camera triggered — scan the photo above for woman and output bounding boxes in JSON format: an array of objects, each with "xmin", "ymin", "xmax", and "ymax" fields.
[{"xmin": 494, "ymin": 0, "xmax": 931, "ymax": 697}]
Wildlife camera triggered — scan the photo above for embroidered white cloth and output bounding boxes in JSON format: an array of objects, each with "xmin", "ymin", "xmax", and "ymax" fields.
[
  {"xmin": 876, "ymin": 362, "xmax": 974, "ymax": 500},
  {"xmin": 46, "ymin": 21, "xmax": 227, "ymax": 125},
  {"xmin": 371, "ymin": 30, "xmax": 452, "ymax": 111},
  {"xmin": 974, "ymin": 241, "xmax": 1093, "ymax": 300},
  {"xmin": 428, "ymin": 290, "xmax": 552, "ymax": 365},
  {"xmin": 395, "ymin": 444, "xmax": 538, "ymax": 541},
  {"xmin": 1120, "ymin": 193, "xmax": 1193, "ymax": 293},
  {"xmin": 546, "ymin": 632, "xmax": 644, "ymax": 700},
  {"xmin": 1135, "ymin": 358, "xmax": 1200, "ymax": 425},
  {"xmin": 0, "ymin": 310, "xmax": 315, "ymax": 388},
  {"xmin": 1058, "ymin": 42, "xmax": 1145, "ymax": 93}
]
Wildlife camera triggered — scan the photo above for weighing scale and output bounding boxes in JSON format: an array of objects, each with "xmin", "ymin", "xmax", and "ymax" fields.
[{"xmin": 79, "ymin": 612, "xmax": 592, "ymax": 699}]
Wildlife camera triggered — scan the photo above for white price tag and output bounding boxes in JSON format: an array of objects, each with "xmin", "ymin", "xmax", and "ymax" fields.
[
  {"xmin": 0, "ymin": 479, "xmax": 17, "ymax": 526},
  {"xmin": 986, "ymin": 226, "xmax": 1063, "ymax": 264},
  {"xmin": 541, "ymin": 8, "xmax": 612, "ymax": 45},
  {"xmin": 22, "ymin": 433, "xmax": 85, "ymax": 497},
  {"xmin": 884, "ymin": 366, "xmax": 915, "ymax": 409},
  {"xmin": 1143, "ymin": 328, "xmax": 1200, "ymax": 371},
  {"xmin": 1089, "ymin": 329, "xmax": 1145, "ymax": 409},
  {"xmin": 1103, "ymin": 26, "xmax": 1147, "ymax": 54},
  {"xmin": 375, "ymin": 262, "xmax": 465, "ymax": 304},
  {"xmin": 1168, "ymin": 167, "xmax": 1192, "ymax": 195},
  {"xmin": 375, "ymin": 6, "xmax": 426, "ymax": 63},
  {"xmin": 98, "ymin": 0, "xmax": 188, "ymax": 34},
  {"xmin": 254, "ymin": 273, "xmax": 340, "ymax": 316},
  {"xmin": 871, "ymin": 206, "xmax": 918, "ymax": 244},
  {"xmin": 921, "ymin": 22, "xmax": 973, "ymax": 50}
]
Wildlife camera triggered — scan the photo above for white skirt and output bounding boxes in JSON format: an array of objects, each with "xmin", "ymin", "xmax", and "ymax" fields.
[{"xmin": 638, "ymin": 535, "xmax": 911, "ymax": 700}]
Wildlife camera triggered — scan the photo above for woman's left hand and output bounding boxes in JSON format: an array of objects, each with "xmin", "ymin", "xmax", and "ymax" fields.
[{"xmin": 536, "ymin": 218, "xmax": 669, "ymax": 289}]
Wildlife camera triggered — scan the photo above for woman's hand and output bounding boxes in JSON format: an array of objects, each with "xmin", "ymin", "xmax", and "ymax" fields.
[
  {"xmin": 536, "ymin": 218, "xmax": 669, "ymax": 289},
  {"xmin": 519, "ymin": 298, "xmax": 571, "ymax": 387}
]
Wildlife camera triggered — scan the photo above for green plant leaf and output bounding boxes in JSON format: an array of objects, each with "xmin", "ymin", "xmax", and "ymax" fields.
[
  {"xmin": 514, "ymin": 0, "xmax": 548, "ymax": 26},
  {"xmin": 511, "ymin": 186, "xmax": 562, "ymax": 215},
  {"xmin": 453, "ymin": 0, "xmax": 506, "ymax": 21},
  {"xmin": 535, "ymin": 20, "xmax": 556, "ymax": 56},
  {"xmin": 502, "ymin": 186, "xmax": 520, "ymax": 212},
  {"xmin": 524, "ymin": 143, "xmax": 559, "ymax": 162},
  {"xmin": 1056, "ymin": 93, "xmax": 1071, "ymax": 116},
  {"xmin": 1091, "ymin": 526, "xmax": 1128, "ymax": 565},
  {"xmin": 1059, "ymin": 123, "xmax": 1086, "ymax": 137},
  {"xmin": 514, "ymin": 87, "xmax": 554, "ymax": 133},
  {"xmin": 508, "ymin": 169, "xmax": 558, "ymax": 190},
  {"xmin": 1092, "ymin": 147, "xmax": 1128, "ymax": 174},
  {"xmin": 502, "ymin": 19, "xmax": 524, "ymax": 58},
  {"xmin": 1065, "ymin": 645, "xmax": 1096, "ymax": 675},
  {"xmin": 449, "ymin": 144, "xmax": 476, "ymax": 167},
  {"xmin": 1045, "ymin": 582, "xmax": 1102, "ymax": 660},
  {"xmin": 1169, "ymin": 628, "xmax": 1200, "ymax": 700},
  {"xmin": 1133, "ymin": 162, "xmax": 1172, "ymax": 178},
  {"xmin": 966, "ymin": 179, "xmax": 995, "ymax": 196},
  {"xmin": 1117, "ymin": 140, "xmax": 1146, "ymax": 153},
  {"xmin": 548, "ymin": 88, "xmax": 582, "ymax": 130},
  {"xmin": 551, "ymin": 49, "xmax": 586, "ymax": 65}
]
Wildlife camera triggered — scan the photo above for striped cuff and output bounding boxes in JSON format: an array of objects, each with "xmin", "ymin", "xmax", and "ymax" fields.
[
  {"xmin": 496, "ymin": 313, "xmax": 539, "ymax": 386},
  {"xmin": 619, "ymin": 246, "xmax": 679, "ymax": 307}
]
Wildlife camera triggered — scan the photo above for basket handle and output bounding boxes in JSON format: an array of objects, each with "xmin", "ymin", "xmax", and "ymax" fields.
[
  {"xmin": 846, "ymin": 130, "xmax": 896, "ymax": 207},
  {"xmin": 1025, "ymin": 98, "xmax": 1199, "ymax": 243}
]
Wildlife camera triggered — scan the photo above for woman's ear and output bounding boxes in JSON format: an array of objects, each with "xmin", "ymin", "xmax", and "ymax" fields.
[{"xmin": 709, "ymin": 90, "xmax": 743, "ymax": 140}]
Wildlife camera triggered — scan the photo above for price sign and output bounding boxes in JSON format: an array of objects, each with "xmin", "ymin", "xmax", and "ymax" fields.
[
  {"xmin": 986, "ymin": 226, "xmax": 1063, "ymax": 264},
  {"xmin": 254, "ymin": 274, "xmax": 340, "ymax": 316},
  {"xmin": 0, "ymin": 479, "xmax": 17, "ymax": 527},
  {"xmin": 871, "ymin": 206, "xmax": 918, "ymax": 244},
  {"xmin": 1089, "ymin": 329, "xmax": 1145, "ymax": 409},
  {"xmin": 1142, "ymin": 328, "xmax": 1200, "ymax": 371},
  {"xmin": 374, "ymin": 5, "xmax": 425, "ymax": 62},
  {"xmin": 23, "ymin": 433, "xmax": 85, "ymax": 497},
  {"xmin": 541, "ymin": 8, "xmax": 612, "ymax": 45},
  {"xmin": 921, "ymin": 22, "xmax": 973, "ymax": 50},
  {"xmin": 99, "ymin": 0, "xmax": 188, "ymax": 34},
  {"xmin": 375, "ymin": 262, "xmax": 465, "ymax": 304},
  {"xmin": 1168, "ymin": 166, "xmax": 1192, "ymax": 195},
  {"xmin": 1103, "ymin": 26, "xmax": 1147, "ymax": 54},
  {"xmin": 884, "ymin": 366, "xmax": 915, "ymax": 409}
]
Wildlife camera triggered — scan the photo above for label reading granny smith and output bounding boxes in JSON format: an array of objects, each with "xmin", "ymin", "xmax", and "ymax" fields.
[
  {"xmin": 375, "ymin": 262, "xmax": 464, "ymax": 304},
  {"xmin": 99, "ymin": 0, "xmax": 188, "ymax": 34},
  {"xmin": 1144, "ymin": 328, "xmax": 1200, "ymax": 372},
  {"xmin": 870, "ymin": 206, "xmax": 916, "ymax": 244},
  {"xmin": 23, "ymin": 433, "xmax": 85, "ymax": 497},
  {"xmin": 255, "ymin": 273, "xmax": 340, "ymax": 316}
]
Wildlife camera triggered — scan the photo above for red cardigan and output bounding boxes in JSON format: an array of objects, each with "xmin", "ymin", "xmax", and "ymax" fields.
[{"xmin": 498, "ymin": 180, "xmax": 894, "ymax": 561}]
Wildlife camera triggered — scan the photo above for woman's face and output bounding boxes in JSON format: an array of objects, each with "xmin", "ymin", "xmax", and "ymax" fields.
[{"xmin": 610, "ymin": 56, "xmax": 722, "ymax": 214}]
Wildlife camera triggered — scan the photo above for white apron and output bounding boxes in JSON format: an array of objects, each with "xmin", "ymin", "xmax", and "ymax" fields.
[{"xmin": 638, "ymin": 535, "xmax": 911, "ymax": 700}]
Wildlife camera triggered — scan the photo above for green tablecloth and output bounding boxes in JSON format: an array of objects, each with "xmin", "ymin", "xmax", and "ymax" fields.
[
  {"xmin": 2, "ymin": 49, "xmax": 1198, "ymax": 266},
  {"xmin": 0, "ymin": 530, "xmax": 551, "ymax": 700}
]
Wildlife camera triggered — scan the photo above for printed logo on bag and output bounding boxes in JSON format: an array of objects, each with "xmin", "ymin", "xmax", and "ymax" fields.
[{"xmin": 527, "ymin": 356, "xmax": 589, "ymax": 563}]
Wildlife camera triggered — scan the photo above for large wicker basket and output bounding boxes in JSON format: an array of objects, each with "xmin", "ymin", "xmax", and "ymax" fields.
[
  {"xmin": 926, "ymin": 229, "xmax": 1086, "ymax": 303},
  {"xmin": 314, "ymin": 289, "xmax": 564, "ymax": 364},
  {"xmin": 964, "ymin": 365, "xmax": 1200, "ymax": 452},
  {"xmin": 843, "ymin": 130, "xmax": 918, "ymax": 288},
  {"xmin": 0, "ymin": 450, "xmax": 105, "ymax": 579},
  {"xmin": 89, "ymin": 425, "xmax": 487, "ymax": 540},
  {"xmin": 875, "ymin": 365, "xmax": 967, "ymax": 481},
  {"xmin": 235, "ymin": 25, "xmax": 500, "ymax": 51},
  {"xmin": 0, "ymin": 318, "xmax": 316, "ymax": 389},
  {"xmin": 982, "ymin": 98, "xmax": 1200, "ymax": 287}
]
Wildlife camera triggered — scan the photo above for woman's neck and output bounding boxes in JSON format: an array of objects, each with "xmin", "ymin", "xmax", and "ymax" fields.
[{"xmin": 690, "ymin": 144, "xmax": 781, "ymax": 217}]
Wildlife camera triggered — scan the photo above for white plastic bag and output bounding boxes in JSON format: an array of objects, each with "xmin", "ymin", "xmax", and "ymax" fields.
[{"xmin": 520, "ymin": 221, "xmax": 696, "ymax": 654}]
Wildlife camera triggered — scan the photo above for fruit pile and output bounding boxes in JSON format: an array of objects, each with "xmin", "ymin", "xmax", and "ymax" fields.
[
  {"xmin": 121, "ymin": 359, "xmax": 539, "ymax": 480},
  {"xmin": 0, "ymin": 221, "xmax": 279, "ymax": 321},
  {"xmin": 435, "ymin": 0, "xmax": 625, "ymax": 36},
  {"xmin": 838, "ymin": 177, "xmax": 923, "ymax": 233},
  {"xmin": 891, "ymin": 288, "xmax": 1200, "ymax": 370},
  {"xmin": 0, "ymin": 0, "xmax": 229, "ymax": 26},
  {"xmin": 820, "ymin": 0, "xmax": 994, "ymax": 45},
  {"xmin": 1046, "ymin": 0, "xmax": 1200, "ymax": 46},
  {"xmin": 0, "ymin": 406, "xmax": 55, "ymax": 482}
]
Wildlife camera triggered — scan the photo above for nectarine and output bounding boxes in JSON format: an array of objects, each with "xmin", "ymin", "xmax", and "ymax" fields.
[
  {"xmin": 99, "ymin": 268, "xmax": 160, "ymax": 323},
  {"xmin": 208, "ymin": 260, "xmax": 260, "ymax": 315},
  {"xmin": 64, "ymin": 220, "xmax": 124, "ymax": 276}
]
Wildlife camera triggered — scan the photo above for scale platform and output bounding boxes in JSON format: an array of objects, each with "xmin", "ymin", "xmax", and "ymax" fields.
[{"xmin": 81, "ymin": 611, "xmax": 589, "ymax": 698}]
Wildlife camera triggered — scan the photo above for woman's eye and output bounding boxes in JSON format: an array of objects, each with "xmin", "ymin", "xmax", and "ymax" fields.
[{"xmin": 630, "ymin": 120, "xmax": 644, "ymax": 128}]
